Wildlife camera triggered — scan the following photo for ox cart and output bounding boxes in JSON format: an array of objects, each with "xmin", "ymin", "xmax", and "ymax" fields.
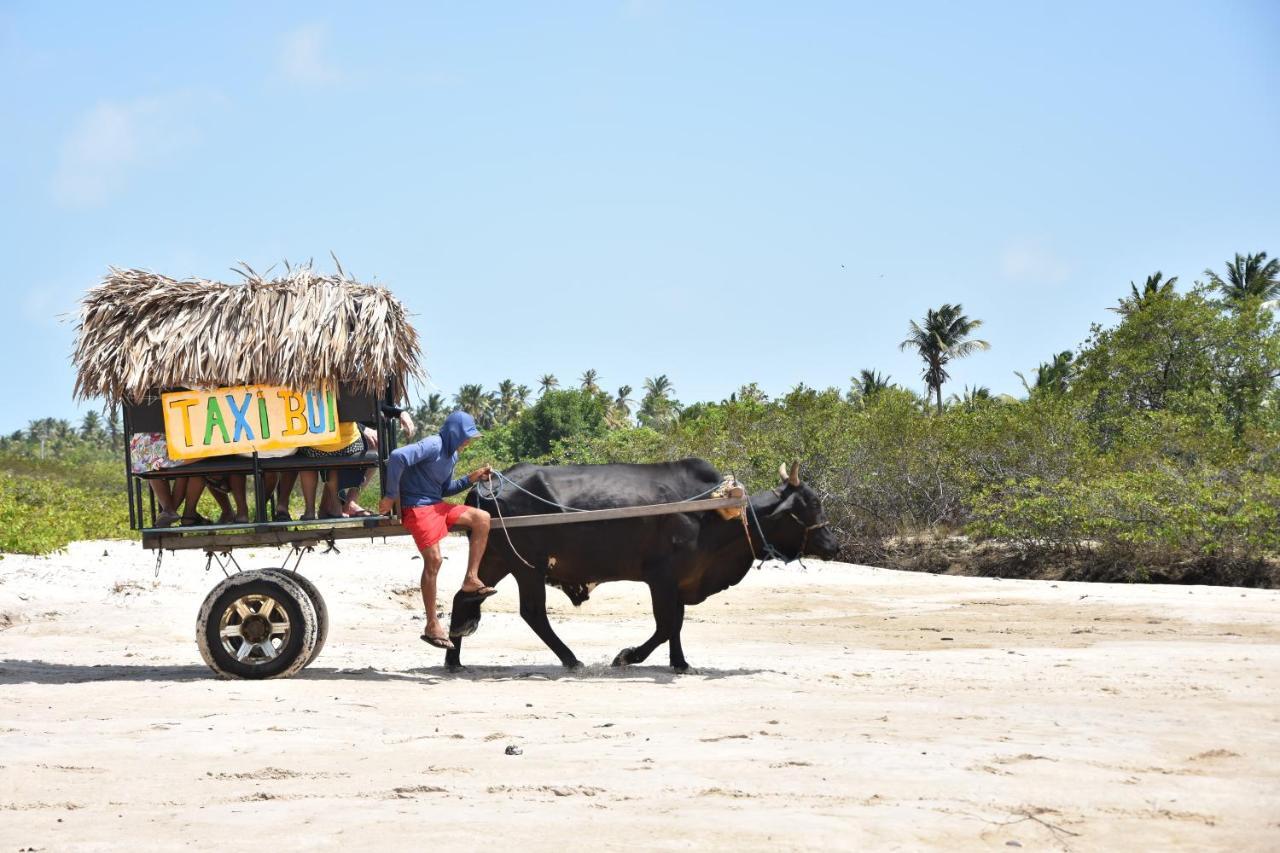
[{"xmin": 73, "ymin": 265, "xmax": 747, "ymax": 680}]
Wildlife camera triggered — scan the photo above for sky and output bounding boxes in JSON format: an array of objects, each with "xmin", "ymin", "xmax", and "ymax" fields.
[{"xmin": 2, "ymin": 1, "xmax": 1278, "ymax": 433}]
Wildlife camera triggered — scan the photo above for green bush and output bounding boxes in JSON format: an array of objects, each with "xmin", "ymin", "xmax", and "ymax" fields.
[{"xmin": 0, "ymin": 456, "xmax": 132, "ymax": 554}]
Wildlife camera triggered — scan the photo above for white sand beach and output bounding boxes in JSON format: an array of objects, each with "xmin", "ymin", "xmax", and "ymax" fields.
[{"xmin": 1, "ymin": 537, "xmax": 1278, "ymax": 850}]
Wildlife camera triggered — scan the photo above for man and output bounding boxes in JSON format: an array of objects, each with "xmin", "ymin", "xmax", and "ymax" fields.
[{"xmin": 379, "ymin": 410, "xmax": 495, "ymax": 649}]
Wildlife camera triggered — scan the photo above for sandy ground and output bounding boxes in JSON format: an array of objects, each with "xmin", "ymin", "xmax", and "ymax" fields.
[{"xmin": 1, "ymin": 538, "xmax": 1279, "ymax": 851}]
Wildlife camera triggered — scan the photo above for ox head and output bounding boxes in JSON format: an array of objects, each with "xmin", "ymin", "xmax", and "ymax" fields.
[{"xmin": 759, "ymin": 461, "xmax": 840, "ymax": 561}]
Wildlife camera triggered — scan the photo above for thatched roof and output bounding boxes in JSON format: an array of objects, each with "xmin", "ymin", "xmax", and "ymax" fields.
[{"xmin": 73, "ymin": 264, "xmax": 423, "ymax": 405}]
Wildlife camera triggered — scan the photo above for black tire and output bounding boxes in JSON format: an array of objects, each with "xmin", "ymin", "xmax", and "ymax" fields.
[
  {"xmin": 262, "ymin": 569, "xmax": 328, "ymax": 666},
  {"xmin": 196, "ymin": 571, "xmax": 318, "ymax": 680}
]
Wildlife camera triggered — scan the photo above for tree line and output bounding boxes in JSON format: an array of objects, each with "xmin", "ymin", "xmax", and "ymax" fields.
[{"xmin": 4, "ymin": 250, "xmax": 1278, "ymax": 580}]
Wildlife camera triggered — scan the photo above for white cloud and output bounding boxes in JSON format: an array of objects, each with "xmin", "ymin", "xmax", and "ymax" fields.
[
  {"xmin": 279, "ymin": 23, "xmax": 341, "ymax": 85},
  {"xmin": 999, "ymin": 241, "xmax": 1070, "ymax": 284},
  {"xmin": 51, "ymin": 94, "xmax": 207, "ymax": 207}
]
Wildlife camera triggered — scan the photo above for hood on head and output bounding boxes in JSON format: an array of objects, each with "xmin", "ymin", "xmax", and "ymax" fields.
[{"xmin": 440, "ymin": 410, "xmax": 481, "ymax": 455}]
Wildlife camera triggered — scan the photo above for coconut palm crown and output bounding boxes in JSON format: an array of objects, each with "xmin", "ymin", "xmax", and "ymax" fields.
[
  {"xmin": 899, "ymin": 304, "xmax": 990, "ymax": 414},
  {"xmin": 1204, "ymin": 252, "xmax": 1280, "ymax": 307}
]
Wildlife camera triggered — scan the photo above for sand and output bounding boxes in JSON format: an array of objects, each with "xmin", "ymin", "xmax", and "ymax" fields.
[{"xmin": 1, "ymin": 536, "xmax": 1278, "ymax": 851}]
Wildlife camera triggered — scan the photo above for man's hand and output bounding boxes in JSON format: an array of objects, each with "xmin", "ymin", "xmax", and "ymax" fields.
[
  {"xmin": 398, "ymin": 411, "xmax": 416, "ymax": 439},
  {"xmin": 467, "ymin": 465, "xmax": 493, "ymax": 484},
  {"xmin": 378, "ymin": 496, "xmax": 398, "ymax": 517}
]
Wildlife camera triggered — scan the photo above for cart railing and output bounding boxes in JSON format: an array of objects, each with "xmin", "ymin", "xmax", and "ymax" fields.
[{"xmin": 141, "ymin": 495, "xmax": 750, "ymax": 552}]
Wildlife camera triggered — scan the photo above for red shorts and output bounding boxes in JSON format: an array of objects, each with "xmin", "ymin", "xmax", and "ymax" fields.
[{"xmin": 402, "ymin": 503, "xmax": 469, "ymax": 550}]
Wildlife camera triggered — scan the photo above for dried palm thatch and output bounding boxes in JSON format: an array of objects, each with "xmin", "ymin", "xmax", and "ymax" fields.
[{"xmin": 73, "ymin": 263, "xmax": 423, "ymax": 404}]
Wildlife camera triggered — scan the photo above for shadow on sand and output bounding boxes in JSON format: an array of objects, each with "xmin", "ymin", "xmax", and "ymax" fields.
[{"xmin": 0, "ymin": 659, "xmax": 771, "ymax": 686}]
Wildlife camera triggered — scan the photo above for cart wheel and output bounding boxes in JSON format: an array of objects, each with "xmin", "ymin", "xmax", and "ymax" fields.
[
  {"xmin": 262, "ymin": 569, "xmax": 328, "ymax": 666},
  {"xmin": 196, "ymin": 570, "xmax": 318, "ymax": 679}
]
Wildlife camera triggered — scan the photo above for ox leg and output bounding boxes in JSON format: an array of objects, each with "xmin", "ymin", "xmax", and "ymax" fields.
[
  {"xmin": 515, "ymin": 570, "xmax": 583, "ymax": 670},
  {"xmin": 612, "ymin": 561, "xmax": 688, "ymax": 671},
  {"xmin": 445, "ymin": 557, "xmax": 512, "ymax": 673}
]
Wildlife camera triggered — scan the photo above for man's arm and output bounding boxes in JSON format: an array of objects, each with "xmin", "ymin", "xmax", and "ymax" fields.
[
  {"xmin": 442, "ymin": 472, "xmax": 472, "ymax": 497},
  {"xmin": 442, "ymin": 465, "xmax": 493, "ymax": 496}
]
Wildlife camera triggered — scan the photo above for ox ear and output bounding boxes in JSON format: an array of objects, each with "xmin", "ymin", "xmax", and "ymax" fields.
[
  {"xmin": 778, "ymin": 463, "xmax": 789, "ymax": 485},
  {"xmin": 788, "ymin": 461, "xmax": 801, "ymax": 486}
]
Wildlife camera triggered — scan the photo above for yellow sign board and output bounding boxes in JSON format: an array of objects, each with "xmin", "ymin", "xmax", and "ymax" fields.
[{"xmin": 162, "ymin": 385, "xmax": 339, "ymax": 460}]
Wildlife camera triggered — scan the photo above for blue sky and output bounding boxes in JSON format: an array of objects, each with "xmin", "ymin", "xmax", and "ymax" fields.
[{"xmin": 2, "ymin": 1, "xmax": 1277, "ymax": 433}]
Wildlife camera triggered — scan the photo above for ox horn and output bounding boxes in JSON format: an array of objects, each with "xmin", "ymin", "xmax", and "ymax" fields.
[
  {"xmin": 778, "ymin": 463, "xmax": 789, "ymax": 485},
  {"xmin": 788, "ymin": 461, "xmax": 801, "ymax": 486}
]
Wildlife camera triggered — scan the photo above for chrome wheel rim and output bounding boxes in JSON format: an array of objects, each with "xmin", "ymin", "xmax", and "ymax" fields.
[{"xmin": 218, "ymin": 594, "xmax": 291, "ymax": 665}]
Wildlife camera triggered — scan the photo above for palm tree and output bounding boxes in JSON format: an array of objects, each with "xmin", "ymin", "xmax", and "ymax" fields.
[
  {"xmin": 639, "ymin": 375, "xmax": 680, "ymax": 428},
  {"xmin": 28, "ymin": 418, "xmax": 54, "ymax": 459},
  {"xmin": 947, "ymin": 385, "xmax": 994, "ymax": 411},
  {"xmin": 579, "ymin": 369, "xmax": 601, "ymax": 393},
  {"xmin": 1111, "ymin": 271, "xmax": 1177, "ymax": 315},
  {"xmin": 606, "ymin": 385, "xmax": 636, "ymax": 428},
  {"xmin": 899, "ymin": 304, "xmax": 991, "ymax": 414},
  {"xmin": 106, "ymin": 405, "xmax": 121, "ymax": 451},
  {"xmin": 414, "ymin": 393, "xmax": 447, "ymax": 432},
  {"xmin": 613, "ymin": 385, "xmax": 635, "ymax": 417},
  {"xmin": 1016, "ymin": 351, "xmax": 1074, "ymax": 397},
  {"xmin": 643, "ymin": 375, "xmax": 674, "ymax": 400},
  {"xmin": 850, "ymin": 369, "xmax": 893, "ymax": 402},
  {"xmin": 495, "ymin": 379, "xmax": 525, "ymax": 423},
  {"xmin": 79, "ymin": 410, "xmax": 103, "ymax": 442},
  {"xmin": 537, "ymin": 374, "xmax": 559, "ymax": 396},
  {"xmin": 454, "ymin": 384, "xmax": 496, "ymax": 427},
  {"xmin": 1204, "ymin": 252, "xmax": 1280, "ymax": 307}
]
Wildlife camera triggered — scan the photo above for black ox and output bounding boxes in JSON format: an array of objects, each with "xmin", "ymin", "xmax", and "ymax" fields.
[{"xmin": 445, "ymin": 458, "xmax": 839, "ymax": 672}]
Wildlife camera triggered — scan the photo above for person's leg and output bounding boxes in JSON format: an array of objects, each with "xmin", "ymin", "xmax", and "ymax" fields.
[
  {"xmin": 274, "ymin": 471, "xmax": 298, "ymax": 519},
  {"xmin": 450, "ymin": 506, "xmax": 492, "ymax": 594},
  {"xmin": 147, "ymin": 478, "xmax": 181, "ymax": 525},
  {"xmin": 299, "ymin": 471, "xmax": 319, "ymax": 519},
  {"xmin": 203, "ymin": 477, "xmax": 234, "ymax": 523},
  {"xmin": 341, "ymin": 467, "xmax": 376, "ymax": 515},
  {"xmin": 181, "ymin": 477, "xmax": 208, "ymax": 523},
  {"xmin": 319, "ymin": 472, "xmax": 343, "ymax": 517},
  {"xmin": 419, "ymin": 542, "xmax": 448, "ymax": 642}
]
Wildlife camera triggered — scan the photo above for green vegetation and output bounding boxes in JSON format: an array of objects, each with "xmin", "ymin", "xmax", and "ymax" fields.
[
  {"xmin": 6, "ymin": 252, "xmax": 1279, "ymax": 586},
  {"xmin": 0, "ymin": 452, "xmax": 132, "ymax": 554}
]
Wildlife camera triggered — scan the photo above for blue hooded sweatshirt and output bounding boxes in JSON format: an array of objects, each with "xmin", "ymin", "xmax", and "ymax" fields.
[{"xmin": 385, "ymin": 411, "xmax": 481, "ymax": 508}]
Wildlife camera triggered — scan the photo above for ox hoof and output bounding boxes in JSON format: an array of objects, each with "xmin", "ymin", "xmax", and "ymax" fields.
[
  {"xmin": 672, "ymin": 662, "xmax": 691, "ymax": 674},
  {"xmin": 563, "ymin": 659, "xmax": 584, "ymax": 671},
  {"xmin": 446, "ymin": 663, "xmax": 467, "ymax": 674},
  {"xmin": 611, "ymin": 648, "xmax": 637, "ymax": 668}
]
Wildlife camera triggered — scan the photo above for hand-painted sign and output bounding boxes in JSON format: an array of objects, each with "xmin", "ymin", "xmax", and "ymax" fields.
[{"xmin": 162, "ymin": 385, "xmax": 339, "ymax": 460}]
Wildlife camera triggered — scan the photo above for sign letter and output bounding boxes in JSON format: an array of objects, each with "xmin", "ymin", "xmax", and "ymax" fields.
[
  {"xmin": 278, "ymin": 390, "xmax": 308, "ymax": 436},
  {"xmin": 226, "ymin": 393, "xmax": 255, "ymax": 442},
  {"xmin": 166, "ymin": 398, "xmax": 199, "ymax": 448},
  {"xmin": 204, "ymin": 397, "xmax": 231, "ymax": 446}
]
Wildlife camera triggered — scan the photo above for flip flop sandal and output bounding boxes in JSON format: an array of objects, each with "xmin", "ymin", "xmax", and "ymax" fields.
[
  {"xmin": 272, "ymin": 510, "xmax": 293, "ymax": 522},
  {"xmin": 458, "ymin": 587, "xmax": 498, "ymax": 601},
  {"xmin": 155, "ymin": 510, "xmax": 180, "ymax": 528},
  {"xmin": 420, "ymin": 633, "xmax": 455, "ymax": 650},
  {"xmin": 347, "ymin": 509, "xmax": 374, "ymax": 518},
  {"xmin": 180, "ymin": 514, "xmax": 213, "ymax": 527}
]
